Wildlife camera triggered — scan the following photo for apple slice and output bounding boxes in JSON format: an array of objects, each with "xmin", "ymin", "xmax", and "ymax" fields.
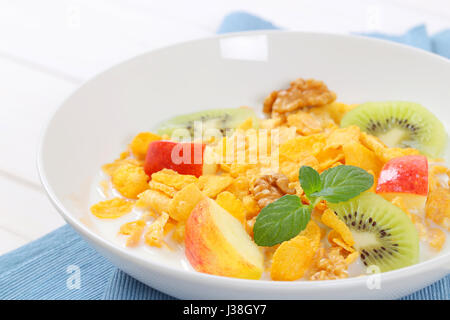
[
  {"xmin": 144, "ymin": 140, "xmax": 217, "ymax": 178},
  {"xmin": 376, "ymin": 155, "xmax": 428, "ymax": 212},
  {"xmin": 185, "ymin": 198, "xmax": 264, "ymax": 280}
]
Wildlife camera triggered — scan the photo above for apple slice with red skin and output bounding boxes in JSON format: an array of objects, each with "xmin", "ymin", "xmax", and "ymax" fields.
[
  {"xmin": 144, "ymin": 140, "xmax": 216, "ymax": 178},
  {"xmin": 185, "ymin": 198, "xmax": 263, "ymax": 279},
  {"xmin": 376, "ymin": 155, "xmax": 428, "ymax": 212}
]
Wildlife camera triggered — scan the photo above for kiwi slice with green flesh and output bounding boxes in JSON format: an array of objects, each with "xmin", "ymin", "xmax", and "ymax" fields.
[
  {"xmin": 157, "ymin": 107, "xmax": 258, "ymax": 139},
  {"xmin": 328, "ymin": 192, "xmax": 419, "ymax": 273},
  {"xmin": 341, "ymin": 101, "xmax": 447, "ymax": 158}
]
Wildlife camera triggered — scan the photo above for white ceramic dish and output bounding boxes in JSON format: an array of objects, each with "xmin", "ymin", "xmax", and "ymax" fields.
[{"xmin": 38, "ymin": 31, "xmax": 450, "ymax": 299}]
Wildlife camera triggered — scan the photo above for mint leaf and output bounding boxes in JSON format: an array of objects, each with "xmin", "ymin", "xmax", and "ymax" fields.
[
  {"xmin": 252, "ymin": 166, "xmax": 372, "ymax": 247},
  {"xmin": 299, "ymin": 166, "xmax": 322, "ymax": 200},
  {"xmin": 311, "ymin": 165, "xmax": 374, "ymax": 203},
  {"xmin": 253, "ymin": 195, "xmax": 311, "ymax": 247}
]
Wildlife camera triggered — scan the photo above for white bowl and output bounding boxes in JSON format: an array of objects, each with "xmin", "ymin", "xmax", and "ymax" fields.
[{"xmin": 38, "ymin": 31, "xmax": 450, "ymax": 299}]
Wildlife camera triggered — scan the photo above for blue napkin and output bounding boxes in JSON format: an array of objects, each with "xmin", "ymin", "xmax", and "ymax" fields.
[
  {"xmin": 1, "ymin": 12, "xmax": 449, "ymax": 300},
  {"xmin": 218, "ymin": 11, "xmax": 450, "ymax": 58}
]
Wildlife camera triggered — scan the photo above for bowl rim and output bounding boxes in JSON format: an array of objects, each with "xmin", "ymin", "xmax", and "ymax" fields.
[{"xmin": 37, "ymin": 29, "xmax": 450, "ymax": 290}]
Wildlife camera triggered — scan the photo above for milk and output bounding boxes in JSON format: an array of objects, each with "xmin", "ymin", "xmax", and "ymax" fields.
[{"xmin": 88, "ymin": 169, "xmax": 450, "ymax": 279}]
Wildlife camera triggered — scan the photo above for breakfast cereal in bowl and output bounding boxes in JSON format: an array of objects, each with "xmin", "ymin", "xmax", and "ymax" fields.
[{"xmin": 89, "ymin": 78, "xmax": 449, "ymax": 281}]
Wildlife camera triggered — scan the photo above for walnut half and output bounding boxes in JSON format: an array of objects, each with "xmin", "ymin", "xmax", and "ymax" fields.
[
  {"xmin": 263, "ymin": 78, "xmax": 336, "ymax": 114},
  {"xmin": 252, "ymin": 173, "xmax": 296, "ymax": 209}
]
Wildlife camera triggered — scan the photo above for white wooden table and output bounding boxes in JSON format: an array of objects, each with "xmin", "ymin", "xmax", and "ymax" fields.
[{"xmin": 2, "ymin": 0, "xmax": 450, "ymax": 254}]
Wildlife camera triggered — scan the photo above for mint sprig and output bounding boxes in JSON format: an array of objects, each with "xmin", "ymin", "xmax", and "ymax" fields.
[
  {"xmin": 253, "ymin": 195, "xmax": 310, "ymax": 247},
  {"xmin": 311, "ymin": 165, "xmax": 374, "ymax": 203},
  {"xmin": 298, "ymin": 166, "xmax": 322, "ymax": 203},
  {"xmin": 253, "ymin": 165, "xmax": 374, "ymax": 246}
]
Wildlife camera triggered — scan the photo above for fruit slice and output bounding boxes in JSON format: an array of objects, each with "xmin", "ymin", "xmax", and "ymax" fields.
[
  {"xmin": 341, "ymin": 101, "xmax": 447, "ymax": 158},
  {"xmin": 185, "ymin": 198, "xmax": 264, "ymax": 279},
  {"xmin": 157, "ymin": 107, "xmax": 258, "ymax": 139},
  {"xmin": 144, "ymin": 140, "xmax": 217, "ymax": 178},
  {"xmin": 328, "ymin": 192, "xmax": 419, "ymax": 272},
  {"xmin": 376, "ymin": 155, "xmax": 428, "ymax": 212}
]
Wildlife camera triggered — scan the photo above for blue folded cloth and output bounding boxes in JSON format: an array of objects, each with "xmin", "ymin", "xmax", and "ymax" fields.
[
  {"xmin": 218, "ymin": 11, "xmax": 450, "ymax": 58},
  {"xmin": 1, "ymin": 12, "xmax": 449, "ymax": 300}
]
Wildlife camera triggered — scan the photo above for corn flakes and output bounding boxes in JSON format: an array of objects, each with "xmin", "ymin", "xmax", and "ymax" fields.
[
  {"xmin": 286, "ymin": 181, "xmax": 303, "ymax": 197},
  {"xmin": 225, "ymin": 176, "xmax": 250, "ymax": 200},
  {"xmin": 344, "ymin": 251, "xmax": 359, "ymax": 265},
  {"xmin": 315, "ymin": 200, "xmax": 327, "ymax": 212},
  {"xmin": 308, "ymin": 106, "xmax": 338, "ymax": 129},
  {"xmin": 144, "ymin": 212, "xmax": 169, "ymax": 247},
  {"xmin": 343, "ymin": 142, "xmax": 383, "ymax": 180},
  {"xmin": 136, "ymin": 189, "xmax": 171, "ymax": 214},
  {"xmin": 91, "ymin": 76, "xmax": 450, "ymax": 282},
  {"xmin": 331, "ymin": 236, "xmax": 355, "ymax": 253},
  {"xmin": 390, "ymin": 196, "xmax": 412, "ymax": 219},
  {"xmin": 429, "ymin": 165, "xmax": 450, "ymax": 191},
  {"xmin": 325, "ymin": 126, "xmax": 360, "ymax": 150},
  {"xmin": 91, "ymin": 198, "xmax": 134, "ymax": 219},
  {"xmin": 237, "ymin": 117, "xmax": 254, "ymax": 130},
  {"xmin": 410, "ymin": 213, "xmax": 428, "ymax": 240},
  {"xmin": 287, "ymin": 111, "xmax": 323, "ymax": 135},
  {"xmin": 279, "ymin": 134, "xmax": 326, "ymax": 161},
  {"xmin": 323, "ymin": 102, "xmax": 357, "ymax": 124},
  {"xmin": 227, "ymin": 163, "xmax": 255, "ymax": 178},
  {"xmin": 316, "ymin": 149, "xmax": 345, "ymax": 172},
  {"xmin": 410, "ymin": 213, "xmax": 446, "ymax": 251},
  {"xmin": 259, "ymin": 118, "xmax": 283, "ymax": 130},
  {"xmin": 245, "ymin": 216, "xmax": 257, "ymax": 238},
  {"xmin": 102, "ymin": 157, "xmax": 142, "ymax": 176},
  {"xmin": 430, "ymin": 165, "xmax": 449, "ymax": 176},
  {"xmin": 428, "ymin": 227, "xmax": 446, "ymax": 251},
  {"xmin": 149, "ymin": 180, "xmax": 177, "ymax": 198},
  {"xmin": 112, "ymin": 163, "xmax": 149, "ymax": 199},
  {"xmin": 216, "ymin": 191, "xmax": 246, "ymax": 223},
  {"xmin": 151, "ymin": 169, "xmax": 198, "ymax": 190},
  {"xmin": 327, "ymin": 229, "xmax": 340, "ymax": 244},
  {"xmin": 163, "ymin": 218, "xmax": 177, "ymax": 235},
  {"xmin": 277, "ymin": 126, "xmax": 298, "ymax": 144},
  {"xmin": 379, "ymin": 147, "xmax": 420, "ymax": 163},
  {"xmin": 168, "ymin": 183, "xmax": 205, "ymax": 222},
  {"xmin": 197, "ymin": 175, "xmax": 233, "ymax": 198},
  {"xmin": 270, "ymin": 236, "xmax": 314, "ymax": 281},
  {"xmin": 129, "ymin": 132, "xmax": 161, "ymax": 160},
  {"xmin": 426, "ymin": 186, "xmax": 450, "ymax": 231},
  {"xmin": 119, "ymin": 220, "xmax": 146, "ymax": 246},
  {"xmin": 359, "ymin": 132, "xmax": 419, "ymax": 163},
  {"xmin": 242, "ymin": 195, "xmax": 260, "ymax": 219},
  {"xmin": 299, "ymin": 220, "xmax": 321, "ymax": 251},
  {"xmin": 322, "ymin": 209, "xmax": 355, "ymax": 246},
  {"xmin": 172, "ymin": 221, "xmax": 186, "ymax": 243},
  {"xmin": 280, "ymin": 154, "xmax": 320, "ymax": 182}
]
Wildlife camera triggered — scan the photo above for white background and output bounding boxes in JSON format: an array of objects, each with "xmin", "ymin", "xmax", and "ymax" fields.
[{"xmin": 1, "ymin": 0, "xmax": 450, "ymax": 254}]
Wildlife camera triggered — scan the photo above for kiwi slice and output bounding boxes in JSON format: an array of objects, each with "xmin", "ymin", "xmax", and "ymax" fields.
[
  {"xmin": 328, "ymin": 192, "xmax": 419, "ymax": 273},
  {"xmin": 157, "ymin": 107, "xmax": 258, "ymax": 139},
  {"xmin": 341, "ymin": 101, "xmax": 447, "ymax": 158}
]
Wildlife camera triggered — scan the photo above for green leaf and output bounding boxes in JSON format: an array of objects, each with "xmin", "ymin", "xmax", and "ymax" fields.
[
  {"xmin": 253, "ymin": 195, "xmax": 311, "ymax": 247},
  {"xmin": 311, "ymin": 165, "xmax": 374, "ymax": 203},
  {"xmin": 298, "ymin": 166, "xmax": 322, "ymax": 200}
]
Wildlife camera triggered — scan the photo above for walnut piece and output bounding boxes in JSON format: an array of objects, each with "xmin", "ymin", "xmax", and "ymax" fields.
[
  {"xmin": 308, "ymin": 247, "xmax": 349, "ymax": 280},
  {"xmin": 263, "ymin": 78, "xmax": 336, "ymax": 114},
  {"xmin": 252, "ymin": 173, "xmax": 296, "ymax": 208}
]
